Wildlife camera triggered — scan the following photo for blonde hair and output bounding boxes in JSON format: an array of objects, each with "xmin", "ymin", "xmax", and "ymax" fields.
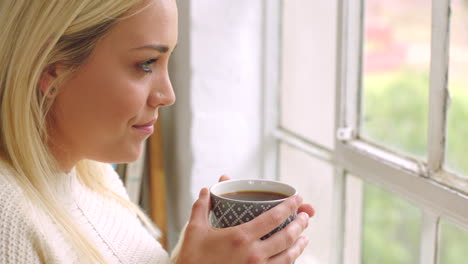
[{"xmin": 0, "ymin": 0, "xmax": 161, "ymax": 262}]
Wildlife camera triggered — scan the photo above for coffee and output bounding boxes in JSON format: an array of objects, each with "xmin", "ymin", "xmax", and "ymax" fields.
[{"xmin": 221, "ymin": 191, "xmax": 288, "ymax": 201}]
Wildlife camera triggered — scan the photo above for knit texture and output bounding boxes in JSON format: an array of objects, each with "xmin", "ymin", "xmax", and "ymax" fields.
[{"xmin": 0, "ymin": 161, "xmax": 171, "ymax": 264}]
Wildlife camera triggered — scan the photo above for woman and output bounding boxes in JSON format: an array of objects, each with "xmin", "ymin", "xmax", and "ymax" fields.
[{"xmin": 0, "ymin": 0, "xmax": 314, "ymax": 263}]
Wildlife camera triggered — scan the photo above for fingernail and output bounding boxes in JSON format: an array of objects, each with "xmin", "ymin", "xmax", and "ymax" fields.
[
  {"xmin": 199, "ymin": 188, "xmax": 207, "ymax": 197},
  {"xmin": 299, "ymin": 212, "xmax": 309, "ymax": 220}
]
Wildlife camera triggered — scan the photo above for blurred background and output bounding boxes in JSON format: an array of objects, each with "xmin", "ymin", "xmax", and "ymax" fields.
[{"xmin": 117, "ymin": 0, "xmax": 468, "ymax": 263}]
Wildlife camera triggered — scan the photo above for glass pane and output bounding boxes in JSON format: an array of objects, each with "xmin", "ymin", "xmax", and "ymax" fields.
[
  {"xmin": 279, "ymin": 143, "xmax": 334, "ymax": 264},
  {"xmin": 361, "ymin": 0, "xmax": 431, "ymax": 158},
  {"xmin": 446, "ymin": 0, "xmax": 468, "ymax": 178},
  {"xmin": 281, "ymin": 0, "xmax": 336, "ymax": 149},
  {"xmin": 439, "ymin": 220, "xmax": 468, "ymax": 264},
  {"xmin": 362, "ymin": 183, "xmax": 422, "ymax": 264}
]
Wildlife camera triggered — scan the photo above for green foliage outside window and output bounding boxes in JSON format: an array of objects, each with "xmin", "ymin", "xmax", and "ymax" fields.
[
  {"xmin": 362, "ymin": 184, "xmax": 421, "ymax": 264},
  {"xmin": 439, "ymin": 221, "xmax": 468, "ymax": 264},
  {"xmin": 361, "ymin": 69, "xmax": 468, "ymax": 263},
  {"xmin": 362, "ymin": 69, "xmax": 429, "ymax": 158}
]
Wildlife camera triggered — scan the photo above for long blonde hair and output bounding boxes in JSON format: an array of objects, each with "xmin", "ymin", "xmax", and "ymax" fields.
[{"xmin": 0, "ymin": 0, "xmax": 160, "ymax": 262}]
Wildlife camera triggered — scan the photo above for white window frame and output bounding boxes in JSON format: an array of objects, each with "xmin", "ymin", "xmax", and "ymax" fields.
[{"xmin": 262, "ymin": 0, "xmax": 468, "ymax": 263}]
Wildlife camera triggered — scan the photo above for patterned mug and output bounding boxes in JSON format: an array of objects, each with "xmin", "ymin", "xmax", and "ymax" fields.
[{"xmin": 209, "ymin": 179, "xmax": 297, "ymax": 240}]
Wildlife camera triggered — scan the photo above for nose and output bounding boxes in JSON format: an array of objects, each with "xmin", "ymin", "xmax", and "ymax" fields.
[{"xmin": 147, "ymin": 69, "xmax": 176, "ymax": 108}]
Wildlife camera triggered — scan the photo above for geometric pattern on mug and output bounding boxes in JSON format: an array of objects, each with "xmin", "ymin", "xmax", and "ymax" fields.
[
  {"xmin": 210, "ymin": 199, "xmax": 296, "ymax": 240},
  {"xmin": 211, "ymin": 200, "xmax": 270, "ymax": 228}
]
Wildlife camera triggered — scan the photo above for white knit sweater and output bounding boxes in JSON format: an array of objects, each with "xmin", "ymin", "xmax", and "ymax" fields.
[{"xmin": 0, "ymin": 161, "xmax": 174, "ymax": 264}]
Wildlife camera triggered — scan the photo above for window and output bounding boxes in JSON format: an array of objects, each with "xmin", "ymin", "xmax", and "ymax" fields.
[{"xmin": 264, "ymin": 0, "xmax": 468, "ymax": 263}]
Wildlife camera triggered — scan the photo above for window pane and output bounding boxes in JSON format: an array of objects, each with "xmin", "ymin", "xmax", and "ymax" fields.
[
  {"xmin": 446, "ymin": 0, "xmax": 468, "ymax": 178},
  {"xmin": 362, "ymin": 183, "xmax": 422, "ymax": 264},
  {"xmin": 280, "ymin": 0, "xmax": 336, "ymax": 149},
  {"xmin": 361, "ymin": 0, "xmax": 431, "ymax": 158},
  {"xmin": 279, "ymin": 143, "xmax": 334, "ymax": 264},
  {"xmin": 439, "ymin": 220, "xmax": 468, "ymax": 264}
]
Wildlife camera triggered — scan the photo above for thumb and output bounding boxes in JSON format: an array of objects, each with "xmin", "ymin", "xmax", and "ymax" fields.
[{"xmin": 189, "ymin": 188, "xmax": 211, "ymax": 225}]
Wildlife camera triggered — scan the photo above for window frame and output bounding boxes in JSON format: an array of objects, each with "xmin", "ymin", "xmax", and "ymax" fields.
[
  {"xmin": 336, "ymin": 0, "xmax": 468, "ymax": 226},
  {"xmin": 263, "ymin": 0, "xmax": 468, "ymax": 263}
]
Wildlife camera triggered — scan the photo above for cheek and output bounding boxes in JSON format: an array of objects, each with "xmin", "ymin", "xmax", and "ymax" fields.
[
  {"xmin": 103, "ymin": 81, "xmax": 147, "ymax": 123},
  {"xmin": 56, "ymin": 74, "xmax": 147, "ymax": 135},
  {"xmin": 90, "ymin": 67, "xmax": 149, "ymax": 125},
  {"xmin": 84, "ymin": 64, "xmax": 148, "ymax": 121}
]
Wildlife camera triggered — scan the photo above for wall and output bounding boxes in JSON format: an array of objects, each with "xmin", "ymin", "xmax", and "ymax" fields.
[{"xmin": 163, "ymin": 0, "xmax": 264, "ymax": 249}]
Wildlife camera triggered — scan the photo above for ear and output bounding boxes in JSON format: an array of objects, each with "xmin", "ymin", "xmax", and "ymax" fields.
[{"xmin": 39, "ymin": 64, "xmax": 62, "ymax": 95}]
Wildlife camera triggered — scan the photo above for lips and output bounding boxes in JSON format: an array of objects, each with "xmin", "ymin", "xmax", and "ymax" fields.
[
  {"xmin": 133, "ymin": 119, "xmax": 156, "ymax": 128},
  {"xmin": 132, "ymin": 118, "xmax": 156, "ymax": 134}
]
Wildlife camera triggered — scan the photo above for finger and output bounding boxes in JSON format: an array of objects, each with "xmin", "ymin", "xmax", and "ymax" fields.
[
  {"xmin": 188, "ymin": 188, "xmax": 211, "ymax": 225},
  {"xmin": 261, "ymin": 212, "xmax": 309, "ymax": 257},
  {"xmin": 298, "ymin": 204, "xmax": 315, "ymax": 218},
  {"xmin": 218, "ymin": 175, "xmax": 231, "ymax": 182},
  {"xmin": 268, "ymin": 236, "xmax": 309, "ymax": 264},
  {"xmin": 242, "ymin": 195, "xmax": 303, "ymax": 239}
]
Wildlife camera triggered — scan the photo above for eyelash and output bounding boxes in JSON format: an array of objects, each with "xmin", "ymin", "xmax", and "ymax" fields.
[{"xmin": 137, "ymin": 58, "xmax": 157, "ymax": 73}]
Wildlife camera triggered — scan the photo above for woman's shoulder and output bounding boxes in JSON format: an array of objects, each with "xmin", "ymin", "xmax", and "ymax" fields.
[
  {"xmin": 0, "ymin": 160, "xmax": 44, "ymax": 263},
  {"xmin": 0, "ymin": 159, "xmax": 35, "ymax": 225},
  {"xmin": 0, "ymin": 159, "xmax": 26, "ymax": 203},
  {"xmin": 0, "ymin": 159, "xmax": 42, "ymax": 229}
]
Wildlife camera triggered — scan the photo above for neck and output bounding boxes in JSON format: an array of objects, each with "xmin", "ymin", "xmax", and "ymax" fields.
[
  {"xmin": 46, "ymin": 122, "xmax": 79, "ymax": 173},
  {"xmin": 49, "ymin": 141, "xmax": 79, "ymax": 173}
]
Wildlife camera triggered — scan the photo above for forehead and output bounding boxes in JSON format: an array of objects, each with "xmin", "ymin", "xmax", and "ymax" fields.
[{"xmin": 99, "ymin": 0, "xmax": 178, "ymax": 51}]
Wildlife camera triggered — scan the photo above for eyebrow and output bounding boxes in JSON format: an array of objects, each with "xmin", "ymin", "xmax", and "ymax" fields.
[{"xmin": 131, "ymin": 44, "xmax": 170, "ymax": 53}]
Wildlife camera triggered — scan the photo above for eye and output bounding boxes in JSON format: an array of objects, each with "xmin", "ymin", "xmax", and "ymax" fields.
[{"xmin": 137, "ymin": 58, "xmax": 157, "ymax": 73}]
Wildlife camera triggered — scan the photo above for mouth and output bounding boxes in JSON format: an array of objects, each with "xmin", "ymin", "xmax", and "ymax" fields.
[
  {"xmin": 133, "ymin": 118, "xmax": 157, "ymax": 128},
  {"xmin": 132, "ymin": 118, "xmax": 157, "ymax": 134}
]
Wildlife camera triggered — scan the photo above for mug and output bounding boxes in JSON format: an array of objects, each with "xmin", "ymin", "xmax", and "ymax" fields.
[{"xmin": 209, "ymin": 179, "xmax": 297, "ymax": 240}]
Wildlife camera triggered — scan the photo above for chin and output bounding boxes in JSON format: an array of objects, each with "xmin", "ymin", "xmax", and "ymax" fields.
[
  {"xmin": 122, "ymin": 149, "xmax": 144, "ymax": 163},
  {"xmin": 102, "ymin": 144, "xmax": 144, "ymax": 164}
]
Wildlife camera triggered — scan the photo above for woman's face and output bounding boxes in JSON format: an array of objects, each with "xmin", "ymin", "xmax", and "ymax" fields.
[{"xmin": 48, "ymin": 0, "xmax": 178, "ymax": 170}]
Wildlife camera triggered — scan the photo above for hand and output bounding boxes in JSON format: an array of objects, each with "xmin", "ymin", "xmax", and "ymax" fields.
[{"xmin": 175, "ymin": 176, "xmax": 314, "ymax": 264}]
